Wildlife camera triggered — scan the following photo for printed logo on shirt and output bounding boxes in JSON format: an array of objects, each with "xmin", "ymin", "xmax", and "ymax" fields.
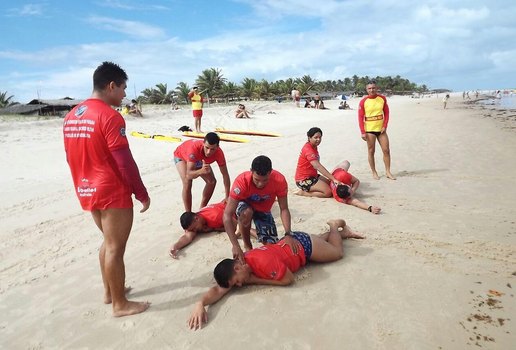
[
  {"xmin": 249, "ymin": 194, "xmax": 270, "ymax": 202},
  {"xmin": 120, "ymin": 127, "xmax": 126, "ymax": 137},
  {"xmin": 233, "ymin": 187, "xmax": 241, "ymax": 195},
  {"xmin": 75, "ymin": 105, "xmax": 88, "ymax": 118}
]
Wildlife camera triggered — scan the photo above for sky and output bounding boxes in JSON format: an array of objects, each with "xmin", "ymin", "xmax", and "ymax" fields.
[{"xmin": 1, "ymin": 0, "xmax": 515, "ymax": 103}]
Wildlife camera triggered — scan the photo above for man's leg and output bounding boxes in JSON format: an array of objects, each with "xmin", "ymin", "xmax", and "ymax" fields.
[
  {"xmin": 332, "ymin": 160, "xmax": 350, "ymax": 173},
  {"xmin": 199, "ymin": 172, "xmax": 217, "ymax": 209},
  {"xmin": 92, "ymin": 210, "xmax": 110, "ymax": 303},
  {"xmin": 237, "ymin": 204, "xmax": 254, "ymax": 251},
  {"xmin": 176, "ymin": 161, "xmax": 193, "ymax": 212},
  {"xmin": 194, "ymin": 117, "xmax": 202, "ymax": 133},
  {"xmin": 310, "ymin": 219, "xmax": 364, "ymax": 263},
  {"xmin": 294, "ymin": 177, "xmax": 331, "ymax": 198},
  {"xmin": 365, "ymin": 133, "xmax": 380, "ymax": 180},
  {"xmin": 377, "ymin": 133, "xmax": 396, "ymax": 180},
  {"xmin": 99, "ymin": 207, "xmax": 150, "ymax": 317}
]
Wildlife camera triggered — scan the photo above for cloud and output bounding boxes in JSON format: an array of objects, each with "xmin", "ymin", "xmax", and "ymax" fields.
[
  {"xmin": 87, "ymin": 16, "xmax": 166, "ymax": 40},
  {"xmin": 6, "ymin": 3, "xmax": 44, "ymax": 17}
]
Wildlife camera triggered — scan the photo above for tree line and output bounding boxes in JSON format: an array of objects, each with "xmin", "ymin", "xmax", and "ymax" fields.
[{"xmin": 139, "ymin": 68, "xmax": 429, "ymax": 105}]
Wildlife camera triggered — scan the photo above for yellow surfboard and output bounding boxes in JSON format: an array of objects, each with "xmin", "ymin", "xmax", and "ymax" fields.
[
  {"xmin": 215, "ymin": 127, "xmax": 281, "ymax": 137},
  {"xmin": 182, "ymin": 131, "xmax": 249, "ymax": 143},
  {"xmin": 130, "ymin": 131, "xmax": 182, "ymax": 142}
]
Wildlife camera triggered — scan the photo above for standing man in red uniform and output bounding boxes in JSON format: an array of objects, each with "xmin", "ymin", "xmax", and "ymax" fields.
[
  {"xmin": 224, "ymin": 155, "xmax": 297, "ymax": 263},
  {"xmin": 63, "ymin": 62, "xmax": 151, "ymax": 317},
  {"xmin": 358, "ymin": 81, "xmax": 396, "ymax": 180},
  {"xmin": 188, "ymin": 86, "xmax": 203, "ymax": 133},
  {"xmin": 173, "ymin": 132, "xmax": 231, "ymax": 212}
]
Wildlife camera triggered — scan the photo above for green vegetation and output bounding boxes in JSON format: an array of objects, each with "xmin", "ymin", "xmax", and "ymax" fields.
[
  {"xmin": 0, "ymin": 91, "xmax": 19, "ymax": 108},
  {"xmin": 138, "ymin": 70, "xmax": 429, "ymax": 104}
]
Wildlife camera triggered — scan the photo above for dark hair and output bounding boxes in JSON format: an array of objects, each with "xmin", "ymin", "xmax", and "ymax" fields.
[
  {"xmin": 251, "ymin": 155, "xmax": 272, "ymax": 176},
  {"xmin": 336, "ymin": 184, "xmax": 351, "ymax": 199},
  {"xmin": 307, "ymin": 127, "xmax": 322, "ymax": 138},
  {"xmin": 180, "ymin": 212, "xmax": 196, "ymax": 230},
  {"xmin": 131, "ymin": 99, "xmax": 137, "ymax": 103},
  {"xmin": 204, "ymin": 132, "xmax": 220, "ymax": 145},
  {"xmin": 214, "ymin": 258, "xmax": 236, "ymax": 288},
  {"xmin": 367, "ymin": 80, "xmax": 377, "ymax": 85},
  {"xmin": 93, "ymin": 61, "xmax": 128, "ymax": 91}
]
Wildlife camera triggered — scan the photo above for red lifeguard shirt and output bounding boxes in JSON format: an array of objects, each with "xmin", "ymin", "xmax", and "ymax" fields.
[
  {"xmin": 174, "ymin": 139, "xmax": 226, "ymax": 167},
  {"xmin": 358, "ymin": 94, "xmax": 390, "ymax": 134},
  {"xmin": 198, "ymin": 201, "xmax": 225, "ymax": 228},
  {"xmin": 330, "ymin": 168, "xmax": 353, "ymax": 204},
  {"xmin": 63, "ymin": 99, "xmax": 133, "ymax": 210},
  {"xmin": 244, "ymin": 241, "xmax": 306, "ymax": 281},
  {"xmin": 230, "ymin": 170, "xmax": 288, "ymax": 213},
  {"xmin": 295, "ymin": 142, "xmax": 319, "ymax": 181}
]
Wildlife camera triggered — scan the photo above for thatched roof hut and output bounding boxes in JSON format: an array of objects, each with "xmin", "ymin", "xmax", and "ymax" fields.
[{"xmin": 0, "ymin": 97, "xmax": 83, "ymax": 116}]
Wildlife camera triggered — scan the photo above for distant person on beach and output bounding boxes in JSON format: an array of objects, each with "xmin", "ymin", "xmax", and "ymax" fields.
[
  {"xmin": 339, "ymin": 101, "xmax": 350, "ymax": 110},
  {"xmin": 235, "ymin": 104, "xmax": 250, "ymax": 118},
  {"xmin": 223, "ymin": 155, "xmax": 297, "ymax": 264},
  {"xmin": 170, "ymin": 201, "xmax": 257, "ymax": 258},
  {"xmin": 128, "ymin": 99, "xmax": 143, "ymax": 117},
  {"xmin": 187, "ymin": 218, "xmax": 364, "ymax": 330},
  {"xmin": 304, "ymin": 97, "xmax": 314, "ymax": 108},
  {"xmin": 313, "ymin": 93, "xmax": 321, "ymax": 109},
  {"xmin": 291, "ymin": 87, "xmax": 301, "ymax": 107},
  {"xmin": 63, "ymin": 61, "xmax": 151, "ymax": 317},
  {"xmin": 358, "ymin": 81, "xmax": 396, "ymax": 180},
  {"xmin": 330, "ymin": 160, "xmax": 381, "ymax": 214},
  {"xmin": 188, "ymin": 86, "xmax": 203, "ymax": 132},
  {"xmin": 174, "ymin": 132, "xmax": 231, "ymax": 212},
  {"xmin": 442, "ymin": 94, "xmax": 450, "ymax": 109},
  {"xmin": 294, "ymin": 127, "xmax": 343, "ymax": 198}
]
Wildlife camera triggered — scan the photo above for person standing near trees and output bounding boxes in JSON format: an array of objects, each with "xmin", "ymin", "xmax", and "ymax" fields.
[
  {"xmin": 188, "ymin": 86, "xmax": 203, "ymax": 132},
  {"xmin": 358, "ymin": 81, "xmax": 396, "ymax": 180}
]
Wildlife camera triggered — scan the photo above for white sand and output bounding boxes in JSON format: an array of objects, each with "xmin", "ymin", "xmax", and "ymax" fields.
[{"xmin": 1, "ymin": 95, "xmax": 515, "ymax": 349}]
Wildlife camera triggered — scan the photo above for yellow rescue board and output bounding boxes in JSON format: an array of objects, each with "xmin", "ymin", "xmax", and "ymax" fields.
[
  {"xmin": 182, "ymin": 131, "xmax": 249, "ymax": 143},
  {"xmin": 130, "ymin": 131, "xmax": 182, "ymax": 142},
  {"xmin": 215, "ymin": 127, "xmax": 281, "ymax": 137}
]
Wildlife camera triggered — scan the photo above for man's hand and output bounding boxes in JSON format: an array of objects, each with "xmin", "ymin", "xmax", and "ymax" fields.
[
  {"xmin": 232, "ymin": 244, "xmax": 245, "ymax": 264},
  {"xmin": 361, "ymin": 133, "xmax": 367, "ymax": 141},
  {"xmin": 188, "ymin": 302, "xmax": 208, "ymax": 330},
  {"xmin": 380, "ymin": 127, "xmax": 386, "ymax": 134},
  {"xmin": 140, "ymin": 197, "xmax": 151, "ymax": 213},
  {"xmin": 199, "ymin": 160, "xmax": 212, "ymax": 175},
  {"xmin": 282, "ymin": 235, "xmax": 298, "ymax": 254}
]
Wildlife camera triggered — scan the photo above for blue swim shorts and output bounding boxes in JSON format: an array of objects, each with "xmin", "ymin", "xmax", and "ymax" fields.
[{"xmin": 236, "ymin": 201, "xmax": 278, "ymax": 244}]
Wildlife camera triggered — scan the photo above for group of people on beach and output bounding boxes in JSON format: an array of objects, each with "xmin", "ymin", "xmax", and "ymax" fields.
[{"xmin": 62, "ymin": 62, "xmax": 394, "ymax": 326}]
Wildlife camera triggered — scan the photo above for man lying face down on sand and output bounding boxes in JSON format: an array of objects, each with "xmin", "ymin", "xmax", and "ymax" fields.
[
  {"xmin": 169, "ymin": 200, "xmax": 256, "ymax": 259},
  {"xmin": 187, "ymin": 219, "xmax": 364, "ymax": 330}
]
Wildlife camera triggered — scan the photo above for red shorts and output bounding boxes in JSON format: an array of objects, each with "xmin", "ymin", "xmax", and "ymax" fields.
[
  {"xmin": 78, "ymin": 188, "xmax": 133, "ymax": 211},
  {"xmin": 193, "ymin": 110, "xmax": 203, "ymax": 118}
]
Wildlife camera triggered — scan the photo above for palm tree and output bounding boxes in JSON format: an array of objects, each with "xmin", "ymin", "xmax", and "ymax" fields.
[
  {"xmin": 219, "ymin": 81, "xmax": 239, "ymax": 102},
  {"xmin": 257, "ymin": 79, "xmax": 274, "ymax": 100},
  {"xmin": 0, "ymin": 91, "xmax": 18, "ymax": 108},
  {"xmin": 240, "ymin": 78, "xmax": 258, "ymax": 100},
  {"xmin": 296, "ymin": 75, "xmax": 317, "ymax": 95},
  {"xmin": 195, "ymin": 68, "xmax": 226, "ymax": 99},
  {"xmin": 141, "ymin": 83, "xmax": 175, "ymax": 104},
  {"xmin": 175, "ymin": 82, "xmax": 191, "ymax": 104}
]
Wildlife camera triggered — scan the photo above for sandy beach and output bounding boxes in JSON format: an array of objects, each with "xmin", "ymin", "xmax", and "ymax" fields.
[{"xmin": 1, "ymin": 94, "xmax": 515, "ymax": 349}]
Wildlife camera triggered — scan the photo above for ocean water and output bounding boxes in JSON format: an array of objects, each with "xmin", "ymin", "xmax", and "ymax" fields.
[{"xmin": 480, "ymin": 94, "xmax": 516, "ymax": 109}]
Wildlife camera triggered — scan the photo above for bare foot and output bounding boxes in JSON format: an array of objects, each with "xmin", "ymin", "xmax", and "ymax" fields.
[
  {"xmin": 327, "ymin": 219, "xmax": 346, "ymax": 229},
  {"xmin": 386, "ymin": 172, "xmax": 397, "ymax": 180},
  {"xmin": 169, "ymin": 248, "xmax": 179, "ymax": 259},
  {"xmin": 341, "ymin": 226, "xmax": 365, "ymax": 239},
  {"xmin": 293, "ymin": 188, "xmax": 305, "ymax": 196},
  {"xmin": 104, "ymin": 286, "xmax": 132, "ymax": 304},
  {"xmin": 372, "ymin": 172, "xmax": 380, "ymax": 180},
  {"xmin": 113, "ymin": 300, "xmax": 150, "ymax": 317}
]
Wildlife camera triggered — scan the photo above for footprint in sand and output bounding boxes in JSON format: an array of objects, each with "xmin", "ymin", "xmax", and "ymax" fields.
[{"xmin": 120, "ymin": 320, "xmax": 136, "ymax": 330}]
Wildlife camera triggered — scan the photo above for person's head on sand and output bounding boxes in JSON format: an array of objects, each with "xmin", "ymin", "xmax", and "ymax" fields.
[
  {"xmin": 214, "ymin": 258, "xmax": 251, "ymax": 288},
  {"xmin": 180, "ymin": 211, "xmax": 205, "ymax": 232},
  {"xmin": 306, "ymin": 127, "xmax": 323, "ymax": 147},
  {"xmin": 336, "ymin": 184, "xmax": 352, "ymax": 200},
  {"xmin": 202, "ymin": 132, "xmax": 220, "ymax": 157},
  {"xmin": 250, "ymin": 155, "xmax": 272, "ymax": 188},
  {"xmin": 92, "ymin": 61, "xmax": 128, "ymax": 107}
]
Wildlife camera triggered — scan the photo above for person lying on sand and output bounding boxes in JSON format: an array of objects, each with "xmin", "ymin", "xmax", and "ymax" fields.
[
  {"xmin": 330, "ymin": 160, "xmax": 381, "ymax": 214},
  {"xmin": 169, "ymin": 200, "xmax": 256, "ymax": 258},
  {"xmin": 187, "ymin": 219, "xmax": 364, "ymax": 330}
]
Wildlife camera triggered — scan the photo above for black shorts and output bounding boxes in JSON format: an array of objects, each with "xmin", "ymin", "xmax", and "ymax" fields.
[
  {"xmin": 366, "ymin": 131, "xmax": 382, "ymax": 137},
  {"xmin": 296, "ymin": 176, "xmax": 320, "ymax": 192}
]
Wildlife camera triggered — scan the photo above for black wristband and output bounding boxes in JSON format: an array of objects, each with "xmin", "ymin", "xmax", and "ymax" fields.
[
  {"xmin": 368, "ymin": 206, "xmax": 372, "ymax": 212},
  {"xmin": 284, "ymin": 231, "xmax": 292, "ymax": 236}
]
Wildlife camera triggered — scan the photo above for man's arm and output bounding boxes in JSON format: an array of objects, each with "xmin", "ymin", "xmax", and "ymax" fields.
[
  {"xmin": 219, "ymin": 165, "xmax": 231, "ymax": 200},
  {"xmin": 247, "ymin": 269, "xmax": 295, "ymax": 286},
  {"xmin": 188, "ymin": 285, "xmax": 232, "ymax": 330},
  {"xmin": 347, "ymin": 197, "xmax": 381, "ymax": 214},
  {"xmin": 223, "ymin": 197, "xmax": 244, "ymax": 263},
  {"xmin": 382, "ymin": 96, "xmax": 390, "ymax": 130},
  {"xmin": 309, "ymin": 160, "xmax": 340, "ymax": 184},
  {"xmin": 185, "ymin": 160, "xmax": 211, "ymax": 180},
  {"xmin": 277, "ymin": 196, "xmax": 298, "ymax": 254},
  {"xmin": 350, "ymin": 176, "xmax": 360, "ymax": 196}
]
